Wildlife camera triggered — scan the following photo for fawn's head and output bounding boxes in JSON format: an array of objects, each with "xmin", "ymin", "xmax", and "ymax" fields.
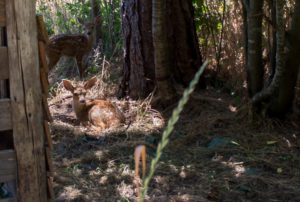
[
  {"xmin": 63, "ymin": 77, "xmax": 97, "ymax": 104},
  {"xmin": 78, "ymin": 15, "xmax": 101, "ymax": 38}
]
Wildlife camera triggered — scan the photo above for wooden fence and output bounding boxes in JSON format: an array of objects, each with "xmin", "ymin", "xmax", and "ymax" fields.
[{"xmin": 0, "ymin": 0, "xmax": 53, "ymax": 201}]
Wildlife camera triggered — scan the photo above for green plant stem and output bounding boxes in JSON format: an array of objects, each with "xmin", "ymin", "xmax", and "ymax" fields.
[{"xmin": 140, "ymin": 60, "xmax": 207, "ymax": 201}]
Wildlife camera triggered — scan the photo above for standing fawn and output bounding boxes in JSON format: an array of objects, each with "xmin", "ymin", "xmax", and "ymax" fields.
[
  {"xmin": 63, "ymin": 77, "xmax": 125, "ymax": 130},
  {"xmin": 46, "ymin": 16, "xmax": 101, "ymax": 78}
]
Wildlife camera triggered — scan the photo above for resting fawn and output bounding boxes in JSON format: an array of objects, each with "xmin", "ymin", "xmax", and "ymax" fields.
[
  {"xmin": 46, "ymin": 16, "xmax": 101, "ymax": 78},
  {"xmin": 63, "ymin": 77, "xmax": 125, "ymax": 130}
]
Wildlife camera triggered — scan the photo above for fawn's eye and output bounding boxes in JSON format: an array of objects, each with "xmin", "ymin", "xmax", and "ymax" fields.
[{"xmin": 74, "ymin": 93, "xmax": 78, "ymax": 96}]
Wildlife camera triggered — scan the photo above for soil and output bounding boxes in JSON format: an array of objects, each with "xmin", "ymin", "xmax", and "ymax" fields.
[{"xmin": 49, "ymin": 68, "xmax": 300, "ymax": 202}]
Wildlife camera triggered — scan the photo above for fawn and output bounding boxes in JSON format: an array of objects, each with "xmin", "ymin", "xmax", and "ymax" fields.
[
  {"xmin": 45, "ymin": 16, "xmax": 101, "ymax": 78},
  {"xmin": 63, "ymin": 77, "xmax": 125, "ymax": 130}
]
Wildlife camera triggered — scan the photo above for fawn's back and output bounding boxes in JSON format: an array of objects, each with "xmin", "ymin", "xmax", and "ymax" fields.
[
  {"xmin": 46, "ymin": 16, "xmax": 101, "ymax": 78},
  {"xmin": 63, "ymin": 77, "xmax": 125, "ymax": 130},
  {"xmin": 47, "ymin": 34, "xmax": 92, "ymax": 57}
]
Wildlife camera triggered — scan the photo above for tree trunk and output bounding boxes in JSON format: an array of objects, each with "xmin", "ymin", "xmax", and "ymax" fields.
[
  {"xmin": 246, "ymin": 0, "xmax": 264, "ymax": 97},
  {"xmin": 251, "ymin": 0, "xmax": 285, "ymax": 106},
  {"xmin": 118, "ymin": 0, "xmax": 155, "ymax": 99},
  {"xmin": 118, "ymin": 0, "xmax": 202, "ymax": 100},
  {"xmin": 152, "ymin": 0, "xmax": 177, "ymax": 105},
  {"xmin": 268, "ymin": 0, "xmax": 300, "ymax": 116},
  {"xmin": 166, "ymin": 0, "xmax": 202, "ymax": 87},
  {"xmin": 269, "ymin": 0, "xmax": 277, "ymax": 82},
  {"xmin": 242, "ymin": 0, "xmax": 248, "ymax": 76},
  {"xmin": 91, "ymin": 0, "xmax": 102, "ymax": 46}
]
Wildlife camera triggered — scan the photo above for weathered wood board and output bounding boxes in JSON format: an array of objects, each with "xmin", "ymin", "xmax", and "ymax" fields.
[
  {"xmin": 0, "ymin": 0, "xmax": 6, "ymax": 27},
  {"xmin": 0, "ymin": 149, "xmax": 16, "ymax": 183},
  {"xmin": 0, "ymin": 99, "xmax": 12, "ymax": 131},
  {"xmin": 0, "ymin": 47, "xmax": 9, "ymax": 79},
  {"xmin": 5, "ymin": 0, "xmax": 48, "ymax": 201}
]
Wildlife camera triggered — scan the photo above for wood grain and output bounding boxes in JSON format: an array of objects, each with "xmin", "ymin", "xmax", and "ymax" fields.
[
  {"xmin": 0, "ymin": 0, "xmax": 6, "ymax": 27},
  {"xmin": 0, "ymin": 198, "xmax": 17, "ymax": 202},
  {"xmin": 0, "ymin": 47, "xmax": 9, "ymax": 79},
  {"xmin": 44, "ymin": 121, "xmax": 53, "ymax": 150},
  {"xmin": 0, "ymin": 99, "xmax": 12, "ymax": 131},
  {"xmin": 40, "ymin": 67, "xmax": 49, "ymax": 98},
  {"xmin": 5, "ymin": 0, "xmax": 48, "ymax": 200},
  {"xmin": 39, "ymin": 42, "xmax": 49, "ymax": 73},
  {"xmin": 0, "ymin": 149, "xmax": 16, "ymax": 183},
  {"xmin": 36, "ymin": 15, "xmax": 48, "ymax": 44}
]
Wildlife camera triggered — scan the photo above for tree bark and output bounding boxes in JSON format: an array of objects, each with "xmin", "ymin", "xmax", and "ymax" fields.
[
  {"xmin": 246, "ymin": 0, "xmax": 264, "ymax": 97},
  {"xmin": 118, "ymin": 0, "xmax": 155, "ymax": 99},
  {"xmin": 269, "ymin": 0, "xmax": 277, "ymax": 82},
  {"xmin": 91, "ymin": 0, "xmax": 102, "ymax": 46},
  {"xmin": 251, "ymin": 0, "xmax": 285, "ymax": 106},
  {"xmin": 166, "ymin": 0, "xmax": 203, "ymax": 87},
  {"xmin": 242, "ymin": 0, "xmax": 248, "ymax": 76},
  {"xmin": 152, "ymin": 0, "xmax": 177, "ymax": 105},
  {"xmin": 268, "ymin": 0, "xmax": 300, "ymax": 116},
  {"xmin": 118, "ymin": 0, "xmax": 202, "ymax": 100}
]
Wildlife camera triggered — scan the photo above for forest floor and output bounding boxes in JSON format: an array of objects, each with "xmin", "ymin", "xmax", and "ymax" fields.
[{"xmin": 48, "ymin": 62, "xmax": 300, "ymax": 202}]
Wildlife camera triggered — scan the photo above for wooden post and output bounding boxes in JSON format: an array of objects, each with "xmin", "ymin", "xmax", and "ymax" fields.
[{"xmin": 5, "ymin": 0, "xmax": 48, "ymax": 201}]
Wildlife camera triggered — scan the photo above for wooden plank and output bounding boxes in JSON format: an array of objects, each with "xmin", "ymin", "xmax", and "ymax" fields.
[
  {"xmin": 36, "ymin": 15, "xmax": 48, "ymax": 44},
  {"xmin": 0, "ymin": 80, "xmax": 9, "ymax": 98},
  {"xmin": 40, "ymin": 67, "xmax": 49, "ymax": 97},
  {"xmin": 5, "ymin": 0, "xmax": 48, "ymax": 201},
  {"xmin": 0, "ymin": 149, "xmax": 15, "ymax": 161},
  {"xmin": 43, "ymin": 95, "xmax": 52, "ymax": 122},
  {"xmin": 0, "ymin": 99, "xmax": 12, "ymax": 131},
  {"xmin": 0, "ymin": 198, "xmax": 17, "ymax": 202},
  {"xmin": 0, "ymin": 47, "xmax": 9, "ymax": 79},
  {"xmin": 45, "ymin": 147, "xmax": 54, "ymax": 172},
  {"xmin": 0, "ymin": 174, "xmax": 14, "ymax": 182},
  {"xmin": 47, "ymin": 176, "xmax": 55, "ymax": 201},
  {"xmin": 44, "ymin": 121, "xmax": 53, "ymax": 150},
  {"xmin": 0, "ymin": 0, "xmax": 5, "ymax": 27},
  {"xmin": 0, "ymin": 150, "xmax": 16, "ymax": 183},
  {"xmin": 39, "ymin": 42, "xmax": 49, "ymax": 74}
]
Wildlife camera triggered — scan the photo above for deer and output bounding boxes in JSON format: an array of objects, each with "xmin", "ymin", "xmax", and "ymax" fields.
[
  {"xmin": 45, "ymin": 16, "xmax": 101, "ymax": 78},
  {"xmin": 62, "ymin": 77, "xmax": 125, "ymax": 130}
]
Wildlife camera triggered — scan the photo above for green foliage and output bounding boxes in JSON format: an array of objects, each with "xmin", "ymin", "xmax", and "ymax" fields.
[
  {"xmin": 36, "ymin": 0, "xmax": 122, "ymax": 55},
  {"xmin": 99, "ymin": 0, "xmax": 122, "ymax": 54},
  {"xmin": 193, "ymin": 0, "xmax": 224, "ymax": 35}
]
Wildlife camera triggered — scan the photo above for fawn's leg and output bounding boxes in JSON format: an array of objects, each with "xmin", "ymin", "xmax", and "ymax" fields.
[{"xmin": 76, "ymin": 55, "xmax": 85, "ymax": 78}]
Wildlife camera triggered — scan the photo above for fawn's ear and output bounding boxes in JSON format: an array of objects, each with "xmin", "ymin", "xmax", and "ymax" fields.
[
  {"xmin": 77, "ymin": 18, "xmax": 84, "ymax": 25},
  {"xmin": 63, "ymin": 80, "xmax": 74, "ymax": 93},
  {"xmin": 84, "ymin": 77, "xmax": 97, "ymax": 90},
  {"xmin": 94, "ymin": 15, "xmax": 101, "ymax": 24}
]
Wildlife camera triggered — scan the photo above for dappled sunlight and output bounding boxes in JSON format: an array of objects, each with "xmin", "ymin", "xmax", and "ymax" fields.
[
  {"xmin": 229, "ymin": 105, "xmax": 237, "ymax": 112},
  {"xmin": 48, "ymin": 77, "xmax": 300, "ymax": 201}
]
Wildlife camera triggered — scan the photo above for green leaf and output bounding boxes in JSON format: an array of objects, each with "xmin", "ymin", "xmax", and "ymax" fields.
[{"xmin": 57, "ymin": 11, "xmax": 62, "ymax": 18}]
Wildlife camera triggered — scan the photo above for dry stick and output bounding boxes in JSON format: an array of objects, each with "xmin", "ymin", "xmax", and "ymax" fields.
[{"xmin": 98, "ymin": 55, "xmax": 106, "ymax": 97}]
